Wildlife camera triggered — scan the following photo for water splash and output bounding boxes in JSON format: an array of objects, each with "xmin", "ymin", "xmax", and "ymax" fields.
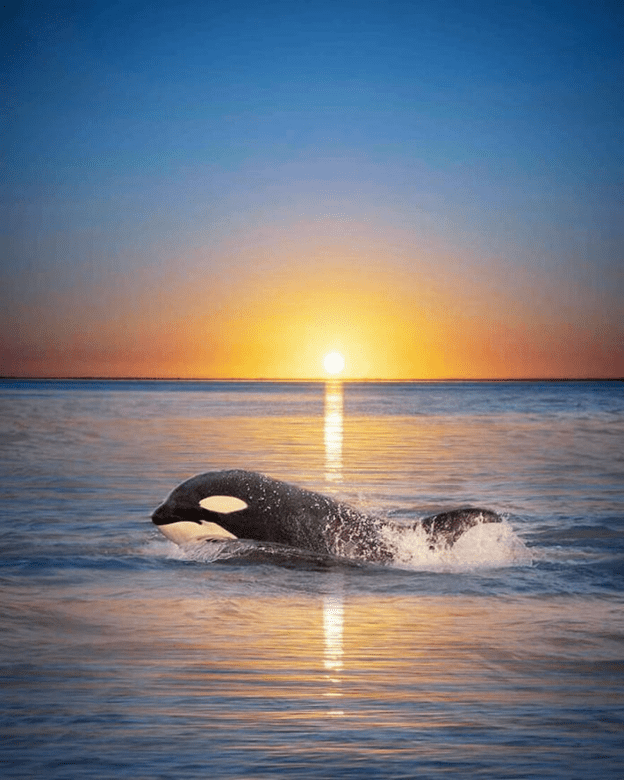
[
  {"xmin": 140, "ymin": 537, "xmax": 233, "ymax": 563},
  {"xmin": 144, "ymin": 520, "xmax": 533, "ymax": 572},
  {"xmin": 383, "ymin": 519, "xmax": 533, "ymax": 572}
]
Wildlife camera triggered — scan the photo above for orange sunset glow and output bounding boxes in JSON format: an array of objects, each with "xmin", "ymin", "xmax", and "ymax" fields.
[{"xmin": 3, "ymin": 227, "xmax": 620, "ymax": 379}]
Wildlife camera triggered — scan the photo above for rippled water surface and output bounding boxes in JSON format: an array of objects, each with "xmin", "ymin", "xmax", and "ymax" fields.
[{"xmin": 1, "ymin": 379, "xmax": 623, "ymax": 778}]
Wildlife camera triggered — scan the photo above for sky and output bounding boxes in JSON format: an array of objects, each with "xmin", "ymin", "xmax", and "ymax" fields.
[{"xmin": 2, "ymin": 0, "xmax": 622, "ymax": 379}]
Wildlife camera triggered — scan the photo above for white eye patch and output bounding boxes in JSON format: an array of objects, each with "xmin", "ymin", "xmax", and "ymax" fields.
[{"xmin": 199, "ymin": 495, "xmax": 248, "ymax": 514}]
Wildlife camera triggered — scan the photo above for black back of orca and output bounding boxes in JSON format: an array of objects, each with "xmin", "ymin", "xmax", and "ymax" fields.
[
  {"xmin": 152, "ymin": 469, "xmax": 388, "ymax": 560},
  {"xmin": 420, "ymin": 507, "xmax": 502, "ymax": 547},
  {"xmin": 152, "ymin": 470, "xmax": 501, "ymax": 562}
]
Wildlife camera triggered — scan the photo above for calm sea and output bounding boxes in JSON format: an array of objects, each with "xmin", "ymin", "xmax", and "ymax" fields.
[{"xmin": 1, "ymin": 379, "xmax": 623, "ymax": 779}]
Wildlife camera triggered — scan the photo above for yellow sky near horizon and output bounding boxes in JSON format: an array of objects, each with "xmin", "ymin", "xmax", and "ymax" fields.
[{"xmin": 5, "ymin": 230, "xmax": 620, "ymax": 380}]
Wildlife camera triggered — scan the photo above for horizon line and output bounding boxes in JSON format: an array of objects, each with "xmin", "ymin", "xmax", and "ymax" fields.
[{"xmin": 1, "ymin": 375, "xmax": 622, "ymax": 383}]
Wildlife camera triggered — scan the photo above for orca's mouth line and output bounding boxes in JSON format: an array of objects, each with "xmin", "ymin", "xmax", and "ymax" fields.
[{"xmin": 151, "ymin": 509, "xmax": 202, "ymax": 527}]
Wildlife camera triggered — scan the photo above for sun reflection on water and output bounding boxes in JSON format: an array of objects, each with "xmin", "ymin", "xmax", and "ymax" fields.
[
  {"xmin": 324, "ymin": 381, "xmax": 343, "ymax": 482},
  {"xmin": 323, "ymin": 596, "xmax": 344, "ymax": 674},
  {"xmin": 323, "ymin": 575, "xmax": 345, "ymax": 715}
]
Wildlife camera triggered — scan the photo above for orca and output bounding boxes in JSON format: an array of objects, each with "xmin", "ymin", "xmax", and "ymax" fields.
[{"xmin": 152, "ymin": 470, "xmax": 501, "ymax": 565}]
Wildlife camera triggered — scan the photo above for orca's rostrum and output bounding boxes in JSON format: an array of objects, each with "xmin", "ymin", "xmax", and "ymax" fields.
[{"xmin": 152, "ymin": 470, "xmax": 501, "ymax": 565}]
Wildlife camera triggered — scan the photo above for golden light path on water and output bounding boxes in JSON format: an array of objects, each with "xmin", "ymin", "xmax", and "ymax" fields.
[
  {"xmin": 322, "ymin": 378, "xmax": 345, "ymax": 716},
  {"xmin": 24, "ymin": 585, "xmax": 621, "ymax": 731},
  {"xmin": 324, "ymin": 381, "xmax": 344, "ymax": 482},
  {"xmin": 323, "ymin": 572, "xmax": 346, "ymax": 716}
]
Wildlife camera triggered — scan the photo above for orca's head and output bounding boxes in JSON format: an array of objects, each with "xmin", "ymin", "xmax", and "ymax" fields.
[{"xmin": 152, "ymin": 474, "xmax": 251, "ymax": 545}]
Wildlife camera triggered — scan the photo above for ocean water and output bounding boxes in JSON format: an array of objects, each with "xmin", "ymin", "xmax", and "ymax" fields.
[{"xmin": 1, "ymin": 379, "xmax": 623, "ymax": 779}]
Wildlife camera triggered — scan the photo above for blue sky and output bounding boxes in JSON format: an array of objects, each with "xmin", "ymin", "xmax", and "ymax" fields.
[{"xmin": 2, "ymin": 0, "xmax": 622, "ymax": 377}]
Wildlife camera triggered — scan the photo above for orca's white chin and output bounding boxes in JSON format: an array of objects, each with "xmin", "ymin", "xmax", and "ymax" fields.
[{"xmin": 158, "ymin": 520, "xmax": 237, "ymax": 546}]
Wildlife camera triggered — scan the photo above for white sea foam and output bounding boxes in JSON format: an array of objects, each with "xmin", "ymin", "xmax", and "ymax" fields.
[
  {"xmin": 179, "ymin": 539, "xmax": 240, "ymax": 562},
  {"xmin": 139, "ymin": 538, "xmax": 178, "ymax": 558},
  {"xmin": 384, "ymin": 520, "xmax": 533, "ymax": 572}
]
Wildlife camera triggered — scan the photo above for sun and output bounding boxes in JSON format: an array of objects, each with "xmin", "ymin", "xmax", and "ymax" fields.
[{"xmin": 323, "ymin": 351, "xmax": 345, "ymax": 375}]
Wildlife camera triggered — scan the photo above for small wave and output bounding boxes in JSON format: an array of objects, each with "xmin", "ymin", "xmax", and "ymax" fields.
[
  {"xmin": 138, "ymin": 539, "xmax": 177, "ymax": 558},
  {"xmin": 384, "ymin": 520, "xmax": 533, "ymax": 572},
  {"xmin": 143, "ymin": 522, "xmax": 533, "ymax": 572},
  {"xmin": 140, "ymin": 537, "xmax": 237, "ymax": 563},
  {"xmin": 146, "ymin": 537, "xmax": 355, "ymax": 569},
  {"xmin": 181, "ymin": 539, "xmax": 251, "ymax": 563}
]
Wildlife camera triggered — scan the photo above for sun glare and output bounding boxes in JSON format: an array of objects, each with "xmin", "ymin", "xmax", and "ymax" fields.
[{"xmin": 324, "ymin": 351, "xmax": 345, "ymax": 375}]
